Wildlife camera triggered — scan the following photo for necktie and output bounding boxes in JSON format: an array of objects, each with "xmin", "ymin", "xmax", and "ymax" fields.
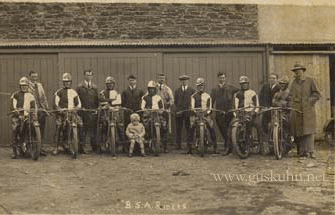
[
  {"xmin": 88, "ymin": 82, "xmax": 90, "ymax": 88},
  {"xmin": 159, "ymin": 84, "xmax": 162, "ymax": 91}
]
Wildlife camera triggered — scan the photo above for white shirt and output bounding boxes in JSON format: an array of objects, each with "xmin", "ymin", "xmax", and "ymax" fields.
[{"xmin": 85, "ymin": 80, "xmax": 92, "ymax": 88}]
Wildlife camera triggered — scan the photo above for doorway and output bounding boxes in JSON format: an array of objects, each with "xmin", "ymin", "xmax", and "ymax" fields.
[{"xmin": 330, "ymin": 55, "xmax": 335, "ymax": 117}]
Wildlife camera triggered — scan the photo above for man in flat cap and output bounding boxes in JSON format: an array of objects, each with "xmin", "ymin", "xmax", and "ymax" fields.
[
  {"xmin": 121, "ymin": 74, "xmax": 145, "ymax": 151},
  {"xmin": 174, "ymin": 75, "xmax": 195, "ymax": 150},
  {"xmin": 289, "ymin": 62, "xmax": 321, "ymax": 160}
]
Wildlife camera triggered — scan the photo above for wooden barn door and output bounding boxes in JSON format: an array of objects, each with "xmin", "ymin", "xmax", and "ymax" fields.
[
  {"xmin": 163, "ymin": 51, "xmax": 265, "ymax": 143},
  {"xmin": 58, "ymin": 52, "xmax": 162, "ymax": 92},
  {"xmin": 163, "ymin": 52, "xmax": 264, "ymax": 92},
  {"xmin": 271, "ymin": 54, "xmax": 331, "ymax": 139},
  {"xmin": 0, "ymin": 54, "xmax": 58, "ymax": 146}
]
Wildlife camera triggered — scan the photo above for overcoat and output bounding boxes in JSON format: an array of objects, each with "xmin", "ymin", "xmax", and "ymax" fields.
[{"xmin": 289, "ymin": 77, "xmax": 321, "ymax": 137}]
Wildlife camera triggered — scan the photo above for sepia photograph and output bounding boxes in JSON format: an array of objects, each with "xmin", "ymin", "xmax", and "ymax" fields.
[{"xmin": 0, "ymin": 0, "xmax": 334, "ymax": 214}]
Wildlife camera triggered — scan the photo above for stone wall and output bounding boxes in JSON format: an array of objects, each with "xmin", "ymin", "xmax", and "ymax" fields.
[{"xmin": 0, "ymin": 3, "xmax": 258, "ymax": 40}]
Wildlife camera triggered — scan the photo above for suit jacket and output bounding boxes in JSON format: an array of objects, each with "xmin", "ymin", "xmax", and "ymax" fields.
[
  {"xmin": 121, "ymin": 86, "xmax": 144, "ymax": 111},
  {"xmin": 76, "ymin": 82, "xmax": 99, "ymax": 109},
  {"xmin": 174, "ymin": 86, "xmax": 195, "ymax": 113},
  {"xmin": 211, "ymin": 84, "xmax": 239, "ymax": 112},
  {"xmin": 28, "ymin": 81, "xmax": 49, "ymax": 110},
  {"xmin": 259, "ymin": 83, "xmax": 280, "ymax": 107}
]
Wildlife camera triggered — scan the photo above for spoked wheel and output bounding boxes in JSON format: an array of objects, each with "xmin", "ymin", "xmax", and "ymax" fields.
[
  {"xmin": 70, "ymin": 127, "xmax": 79, "ymax": 159},
  {"xmin": 273, "ymin": 123, "xmax": 283, "ymax": 160},
  {"xmin": 232, "ymin": 122, "xmax": 249, "ymax": 159},
  {"xmin": 109, "ymin": 126, "xmax": 116, "ymax": 157},
  {"xmin": 53, "ymin": 126, "xmax": 61, "ymax": 155},
  {"xmin": 198, "ymin": 124, "xmax": 205, "ymax": 157},
  {"xmin": 154, "ymin": 124, "xmax": 161, "ymax": 156},
  {"xmin": 30, "ymin": 125, "xmax": 41, "ymax": 161}
]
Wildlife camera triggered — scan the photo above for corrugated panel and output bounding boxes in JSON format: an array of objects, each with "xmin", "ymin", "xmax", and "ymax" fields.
[
  {"xmin": 163, "ymin": 52, "xmax": 264, "ymax": 143},
  {"xmin": 163, "ymin": 52, "xmax": 264, "ymax": 93},
  {"xmin": 59, "ymin": 53, "xmax": 161, "ymax": 96},
  {"xmin": 0, "ymin": 54, "xmax": 58, "ymax": 146},
  {"xmin": 271, "ymin": 54, "xmax": 331, "ymax": 139}
]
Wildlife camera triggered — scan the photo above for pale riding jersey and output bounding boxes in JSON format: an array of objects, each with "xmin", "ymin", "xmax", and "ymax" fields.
[
  {"xmin": 11, "ymin": 91, "xmax": 37, "ymax": 116},
  {"xmin": 54, "ymin": 88, "xmax": 82, "ymax": 110}
]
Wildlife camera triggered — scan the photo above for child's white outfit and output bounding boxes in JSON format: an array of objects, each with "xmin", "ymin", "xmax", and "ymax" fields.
[{"xmin": 126, "ymin": 121, "xmax": 145, "ymax": 156}]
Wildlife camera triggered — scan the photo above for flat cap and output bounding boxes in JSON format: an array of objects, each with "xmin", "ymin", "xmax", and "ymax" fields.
[
  {"xmin": 178, "ymin": 75, "xmax": 190, "ymax": 80},
  {"xmin": 127, "ymin": 74, "xmax": 137, "ymax": 80}
]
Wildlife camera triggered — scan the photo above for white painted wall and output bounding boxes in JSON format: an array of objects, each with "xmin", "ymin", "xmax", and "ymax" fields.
[{"xmin": 259, "ymin": 5, "xmax": 335, "ymax": 42}]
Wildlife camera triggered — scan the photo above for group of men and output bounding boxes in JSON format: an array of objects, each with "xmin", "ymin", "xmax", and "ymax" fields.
[{"xmin": 10, "ymin": 61, "xmax": 321, "ymax": 159}]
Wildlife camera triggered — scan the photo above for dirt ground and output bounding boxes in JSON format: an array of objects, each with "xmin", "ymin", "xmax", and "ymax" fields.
[{"xmin": 0, "ymin": 143, "xmax": 334, "ymax": 215}]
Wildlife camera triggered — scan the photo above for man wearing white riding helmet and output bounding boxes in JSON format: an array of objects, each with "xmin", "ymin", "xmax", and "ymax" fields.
[
  {"xmin": 53, "ymin": 73, "xmax": 83, "ymax": 153},
  {"xmin": 141, "ymin": 80, "xmax": 167, "ymax": 153},
  {"xmin": 141, "ymin": 80, "xmax": 164, "ymax": 110},
  {"xmin": 54, "ymin": 73, "xmax": 82, "ymax": 110},
  {"xmin": 234, "ymin": 76, "xmax": 259, "ymax": 112},
  {"xmin": 98, "ymin": 76, "xmax": 124, "ymax": 154},
  {"xmin": 99, "ymin": 76, "xmax": 121, "ymax": 107},
  {"xmin": 272, "ymin": 76, "xmax": 290, "ymax": 108},
  {"xmin": 234, "ymin": 75, "xmax": 267, "ymax": 154},
  {"xmin": 272, "ymin": 76, "xmax": 292, "ymax": 153},
  {"xmin": 190, "ymin": 77, "xmax": 217, "ymax": 154},
  {"xmin": 10, "ymin": 77, "xmax": 37, "ymax": 159}
]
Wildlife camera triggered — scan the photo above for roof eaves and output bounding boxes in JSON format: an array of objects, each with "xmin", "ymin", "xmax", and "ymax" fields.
[{"xmin": 0, "ymin": 39, "xmax": 334, "ymax": 47}]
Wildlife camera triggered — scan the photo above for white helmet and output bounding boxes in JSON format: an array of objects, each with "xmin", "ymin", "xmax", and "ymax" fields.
[
  {"xmin": 239, "ymin": 76, "xmax": 249, "ymax": 84},
  {"xmin": 147, "ymin": 80, "xmax": 156, "ymax": 88},
  {"xmin": 105, "ymin": 76, "xmax": 115, "ymax": 84},
  {"xmin": 279, "ymin": 76, "xmax": 289, "ymax": 84},
  {"xmin": 19, "ymin": 77, "xmax": 29, "ymax": 85},
  {"xmin": 62, "ymin": 73, "xmax": 72, "ymax": 82},
  {"xmin": 196, "ymin": 78, "xmax": 205, "ymax": 86}
]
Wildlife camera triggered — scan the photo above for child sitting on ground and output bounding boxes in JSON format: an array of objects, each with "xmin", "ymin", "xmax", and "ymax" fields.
[{"xmin": 126, "ymin": 113, "xmax": 146, "ymax": 157}]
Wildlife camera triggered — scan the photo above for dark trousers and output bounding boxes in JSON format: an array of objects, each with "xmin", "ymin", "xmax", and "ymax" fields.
[
  {"xmin": 161, "ymin": 111, "xmax": 169, "ymax": 149},
  {"xmin": 80, "ymin": 112, "xmax": 97, "ymax": 148},
  {"xmin": 176, "ymin": 113, "xmax": 193, "ymax": 147},
  {"xmin": 261, "ymin": 111, "xmax": 271, "ymax": 135},
  {"xmin": 216, "ymin": 112, "xmax": 234, "ymax": 148},
  {"xmin": 37, "ymin": 111, "xmax": 47, "ymax": 146},
  {"xmin": 202, "ymin": 125, "xmax": 217, "ymax": 149}
]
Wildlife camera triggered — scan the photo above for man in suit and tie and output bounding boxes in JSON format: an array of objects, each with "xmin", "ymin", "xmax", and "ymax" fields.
[
  {"xmin": 121, "ymin": 74, "xmax": 145, "ymax": 152},
  {"xmin": 28, "ymin": 70, "xmax": 49, "ymax": 156},
  {"xmin": 174, "ymin": 75, "xmax": 195, "ymax": 151},
  {"xmin": 210, "ymin": 72, "xmax": 239, "ymax": 154},
  {"xmin": 76, "ymin": 69, "xmax": 99, "ymax": 153},
  {"xmin": 259, "ymin": 72, "xmax": 280, "ymax": 154}
]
